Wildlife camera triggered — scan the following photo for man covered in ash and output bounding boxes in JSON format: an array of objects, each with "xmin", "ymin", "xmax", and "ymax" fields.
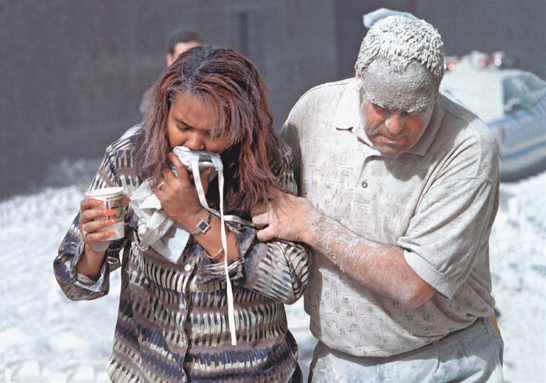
[{"xmin": 251, "ymin": 15, "xmax": 503, "ymax": 382}]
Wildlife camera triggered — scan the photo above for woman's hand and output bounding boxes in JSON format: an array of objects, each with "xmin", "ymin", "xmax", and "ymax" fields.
[
  {"xmin": 77, "ymin": 196, "xmax": 129, "ymax": 280},
  {"xmin": 155, "ymin": 152, "xmax": 239, "ymax": 263},
  {"xmin": 155, "ymin": 152, "xmax": 213, "ymax": 231},
  {"xmin": 79, "ymin": 198, "xmax": 118, "ymax": 252}
]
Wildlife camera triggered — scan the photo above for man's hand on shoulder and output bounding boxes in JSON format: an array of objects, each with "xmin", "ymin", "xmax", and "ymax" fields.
[
  {"xmin": 251, "ymin": 187, "xmax": 318, "ymax": 244},
  {"xmin": 251, "ymin": 188, "xmax": 436, "ymax": 308}
]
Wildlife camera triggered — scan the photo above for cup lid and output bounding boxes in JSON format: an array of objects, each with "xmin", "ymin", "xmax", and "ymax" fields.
[{"xmin": 86, "ymin": 186, "xmax": 124, "ymax": 197}]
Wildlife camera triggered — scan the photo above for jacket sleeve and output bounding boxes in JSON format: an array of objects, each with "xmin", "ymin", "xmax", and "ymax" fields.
[
  {"xmin": 53, "ymin": 144, "xmax": 128, "ymax": 301},
  {"xmin": 195, "ymin": 141, "xmax": 312, "ymax": 304}
]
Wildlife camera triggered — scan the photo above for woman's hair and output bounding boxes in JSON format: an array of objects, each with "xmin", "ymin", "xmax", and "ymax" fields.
[{"xmin": 134, "ymin": 45, "xmax": 283, "ymax": 214}]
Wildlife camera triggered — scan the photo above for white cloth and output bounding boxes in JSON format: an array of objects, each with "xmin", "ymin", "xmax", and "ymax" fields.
[{"xmin": 129, "ymin": 179, "xmax": 190, "ymax": 263}]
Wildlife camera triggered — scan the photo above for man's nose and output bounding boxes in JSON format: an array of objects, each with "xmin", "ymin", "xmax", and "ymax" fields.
[{"xmin": 384, "ymin": 112, "xmax": 404, "ymax": 136}]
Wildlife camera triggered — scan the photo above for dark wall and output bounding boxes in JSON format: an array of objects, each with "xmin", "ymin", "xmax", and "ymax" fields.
[
  {"xmin": 334, "ymin": 0, "xmax": 546, "ymax": 80},
  {"xmin": 1, "ymin": 1, "xmax": 166, "ymax": 195},
  {"xmin": 334, "ymin": 0, "xmax": 416, "ymax": 79},
  {"xmin": 0, "ymin": 0, "xmax": 337, "ymax": 198},
  {"xmin": 1, "ymin": 0, "xmax": 544, "ymax": 198}
]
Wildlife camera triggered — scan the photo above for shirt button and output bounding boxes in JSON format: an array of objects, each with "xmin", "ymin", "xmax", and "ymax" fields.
[
  {"xmin": 361, "ymin": 181, "xmax": 368, "ymax": 188},
  {"xmin": 184, "ymin": 264, "xmax": 192, "ymax": 272},
  {"xmin": 179, "ymin": 340, "xmax": 185, "ymax": 347}
]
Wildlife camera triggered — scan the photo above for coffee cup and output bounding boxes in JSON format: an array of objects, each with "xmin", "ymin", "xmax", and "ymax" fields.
[{"xmin": 85, "ymin": 187, "xmax": 126, "ymax": 241}]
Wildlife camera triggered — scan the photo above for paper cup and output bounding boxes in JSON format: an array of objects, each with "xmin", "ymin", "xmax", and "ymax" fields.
[{"xmin": 85, "ymin": 187, "xmax": 126, "ymax": 241}]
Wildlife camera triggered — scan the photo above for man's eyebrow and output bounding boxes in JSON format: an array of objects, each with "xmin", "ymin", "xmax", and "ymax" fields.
[
  {"xmin": 371, "ymin": 101, "xmax": 387, "ymax": 109},
  {"xmin": 406, "ymin": 104, "xmax": 428, "ymax": 113}
]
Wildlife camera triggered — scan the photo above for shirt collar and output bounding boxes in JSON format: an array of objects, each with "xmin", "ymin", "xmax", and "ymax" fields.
[{"xmin": 333, "ymin": 78, "xmax": 445, "ymax": 157}]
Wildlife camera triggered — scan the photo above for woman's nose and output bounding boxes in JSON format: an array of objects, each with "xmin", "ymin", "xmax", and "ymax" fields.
[{"xmin": 184, "ymin": 133, "xmax": 206, "ymax": 151}]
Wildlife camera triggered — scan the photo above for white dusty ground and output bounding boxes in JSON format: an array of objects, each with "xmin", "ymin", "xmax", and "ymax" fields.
[{"xmin": 1, "ymin": 159, "xmax": 544, "ymax": 382}]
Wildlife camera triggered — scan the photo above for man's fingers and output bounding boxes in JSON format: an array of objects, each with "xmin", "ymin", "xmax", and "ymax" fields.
[
  {"xmin": 250, "ymin": 201, "xmax": 269, "ymax": 218},
  {"xmin": 256, "ymin": 226, "xmax": 275, "ymax": 242},
  {"xmin": 267, "ymin": 186, "xmax": 282, "ymax": 199},
  {"xmin": 251, "ymin": 210, "xmax": 268, "ymax": 229}
]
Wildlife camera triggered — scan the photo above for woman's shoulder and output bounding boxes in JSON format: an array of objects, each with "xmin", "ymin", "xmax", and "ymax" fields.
[
  {"xmin": 106, "ymin": 130, "xmax": 142, "ymax": 154},
  {"xmin": 269, "ymin": 137, "xmax": 292, "ymax": 170},
  {"xmin": 100, "ymin": 132, "xmax": 142, "ymax": 184},
  {"xmin": 269, "ymin": 138, "xmax": 297, "ymax": 195}
]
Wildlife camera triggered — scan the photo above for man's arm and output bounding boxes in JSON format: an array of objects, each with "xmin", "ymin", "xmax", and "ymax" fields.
[{"xmin": 251, "ymin": 187, "xmax": 435, "ymax": 308}]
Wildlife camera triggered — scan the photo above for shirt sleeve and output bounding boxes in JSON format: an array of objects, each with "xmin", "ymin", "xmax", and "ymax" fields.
[
  {"xmin": 195, "ymin": 141, "xmax": 312, "ymax": 304},
  {"xmin": 400, "ymin": 133, "xmax": 499, "ymax": 299},
  {"xmin": 53, "ymin": 145, "xmax": 126, "ymax": 301}
]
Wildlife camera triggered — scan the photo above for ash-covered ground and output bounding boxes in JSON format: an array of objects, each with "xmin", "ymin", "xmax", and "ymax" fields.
[{"xmin": 1, "ymin": 159, "xmax": 544, "ymax": 382}]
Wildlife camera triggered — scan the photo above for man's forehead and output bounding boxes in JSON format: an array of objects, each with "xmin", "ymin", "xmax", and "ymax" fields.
[{"xmin": 361, "ymin": 60, "xmax": 435, "ymax": 111}]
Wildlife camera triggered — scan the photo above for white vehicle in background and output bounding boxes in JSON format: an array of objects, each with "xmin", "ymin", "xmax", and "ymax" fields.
[{"xmin": 440, "ymin": 51, "xmax": 546, "ymax": 181}]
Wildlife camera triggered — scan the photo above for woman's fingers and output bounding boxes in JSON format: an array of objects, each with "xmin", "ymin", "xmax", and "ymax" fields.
[
  {"xmin": 80, "ymin": 197, "xmax": 104, "ymax": 212},
  {"xmin": 81, "ymin": 227, "xmax": 117, "ymax": 242},
  {"xmin": 156, "ymin": 153, "xmax": 193, "ymax": 194},
  {"xmin": 199, "ymin": 168, "xmax": 212, "ymax": 195},
  {"xmin": 79, "ymin": 197, "xmax": 119, "ymax": 240},
  {"xmin": 80, "ymin": 205, "xmax": 116, "ymax": 225},
  {"xmin": 154, "ymin": 153, "xmax": 217, "ymax": 226},
  {"xmin": 81, "ymin": 218, "xmax": 117, "ymax": 234},
  {"xmin": 168, "ymin": 152, "xmax": 190, "ymax": 181},
  {"xmin": 156, "ymin": 178, "xmax": 167, "ymax": 193}
]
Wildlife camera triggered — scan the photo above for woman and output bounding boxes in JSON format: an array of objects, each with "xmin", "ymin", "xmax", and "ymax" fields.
[{"xmin": 54, "ymin": 46, "xmax": 310, "ymax": 383}]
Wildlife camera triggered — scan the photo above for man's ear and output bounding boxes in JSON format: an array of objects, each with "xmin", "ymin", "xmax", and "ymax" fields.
[
  {"xmin": 433, "ymin": 87, "xmax": 439, "ymax": 103},
  {"xmin": 355, "ymin": 68, "xmax": 363, "ymax": 91}
]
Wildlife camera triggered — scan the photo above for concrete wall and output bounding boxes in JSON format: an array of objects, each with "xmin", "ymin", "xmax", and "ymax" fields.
[
  {"xmin": 1, "ymin": 0, "xmax": 544, "ymax": 197},
  {"xmin": 0, "ymin": 0, "xmax": 337, "ymax": 197}
]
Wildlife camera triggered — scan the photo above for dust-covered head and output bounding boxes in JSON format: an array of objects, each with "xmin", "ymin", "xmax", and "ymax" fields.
[{"xmin": 356, "ymin": 16, "xmax": 445, "ymax": 91}]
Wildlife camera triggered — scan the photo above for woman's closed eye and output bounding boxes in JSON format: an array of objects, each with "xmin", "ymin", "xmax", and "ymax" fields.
[{"xmin": 204, "ymin": 128, "xmax": 225, "ymax": 141}]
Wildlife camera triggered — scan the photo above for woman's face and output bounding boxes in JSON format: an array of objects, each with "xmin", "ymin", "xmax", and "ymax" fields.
[{"xmin": 166, "ymin": 92, "xmax": 230, "ymax": 153}]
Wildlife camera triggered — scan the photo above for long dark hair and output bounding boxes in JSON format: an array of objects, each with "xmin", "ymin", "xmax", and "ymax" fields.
[{"xmin": 134, "ymin": 45, "xmax": 283, "ymax": 214}]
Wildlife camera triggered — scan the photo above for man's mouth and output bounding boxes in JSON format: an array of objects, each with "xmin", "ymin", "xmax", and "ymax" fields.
[{"xmin": 378, "ymin": 135, "xmax": 404, "ymax": 144}]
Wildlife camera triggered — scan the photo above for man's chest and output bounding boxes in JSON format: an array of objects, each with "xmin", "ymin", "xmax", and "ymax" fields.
[{"xmin": 299, "ymin": 129, "xmax": 432, "ymax": 244}]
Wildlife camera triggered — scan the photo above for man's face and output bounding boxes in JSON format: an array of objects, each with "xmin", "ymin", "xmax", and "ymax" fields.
[
  {"xmin": 358, "ymin": 60, "xmax": 437, "ymax": 157},
  {"xmin": 166, "ymin": 41, "xmax": 201, "ymax": 66}
]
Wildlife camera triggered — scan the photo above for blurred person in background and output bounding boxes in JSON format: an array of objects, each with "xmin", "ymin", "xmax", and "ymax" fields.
[
  {"xmin": 251, "ymin": 15, "xmax": 503, "ymax": 382},
  {"xmin": 121, "ymin": 28, "xmax": 204, "ymax": 140},
  {"xmin": 139, "ymin": 28, "xmax": 204, "ymax": 115},
  {"xmin": 54, "ymin": 45, "xmax": 309, "ymax": 383}
]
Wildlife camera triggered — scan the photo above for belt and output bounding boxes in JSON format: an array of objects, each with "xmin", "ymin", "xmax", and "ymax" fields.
[{"xmin": 488, "ymin": 312, "xmax": 502, "ymax": 337}]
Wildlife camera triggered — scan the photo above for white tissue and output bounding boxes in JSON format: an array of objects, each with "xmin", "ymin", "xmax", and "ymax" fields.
[{"xmin": 129, "ymin": 179, "xmax": 190, "ymax": 263}]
